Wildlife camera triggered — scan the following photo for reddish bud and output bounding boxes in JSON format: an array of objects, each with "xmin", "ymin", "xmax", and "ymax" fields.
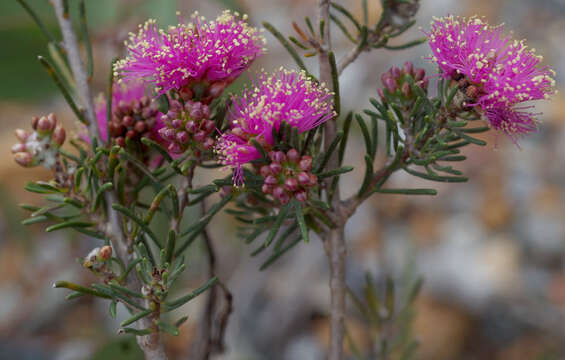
[
  {"xmin": 123, "ymin": 115, "xmax": 134, "ymax": 127},
  {"xmin": 309, "ymin": 174, "xmax": 318, "ymax": 186},
  {"xmin": 294, "ymin": 190, "xmax": 307, "ymax": 202},
  {"xmin": 194, "ymin": 131, "xmax": 206, "ymax": 142},
  {"xmin": 15, "ymin": 129, "xmax": 30, "ymax": 142},
  {"xmin": 185, "ymin": 120, "xmax": 197, "ymax": 133},
  {"xmin": 31, "ymin": 116, "xmax": 39, "ymax": 130},
  {"xmin": 264, "ymin": 175, "xmax": 278, "ymax": 186},
  {"xmin": 11, "ymin": 143, "xmax": 26, "ymax": 154},
  {"xmin": 271, "ymin": 151, "xmax": 286, "ymax": 163},
  {"xmin": 414, "ymin": 68, "xmax": 426, "ymax": 81},
  {"xmin": 286, "ymin": 148, "xmax": 300, "ymax": 162},
  {"xmin": 261, "ymin": 184, "xmax": 273, "ymax": 194},
  {"xmin": 176, "ymin": 131, "xmax": 189, "ymax": 144},
  {"xmin": 403, "ymin": 61, "xmax": 414, "ymax": 75},
  {"xmin": 466, "ymin": 85, "xmax": 479, "ymax": 98},
  {"xmin": 52, "ymin": 126, "xmax": 66, "ymax": 146},
  {"xmin": 202, "ymin": 137, "xmax": 214, "ymax": 150},
  {"xmin": 14, "ymin": 152, "xmax": 34, "ymax": 167},
  {"xmin": 98, "ymin": 245, "xmax": 112, "ymax": 260},
  {"xmin": 126, "ymin": 129, "xmax": 137, "ymax": 139},
  {"xmin": 272, "ymin": 186, "xmax": 285, "ymax": 199},
  {"xmin": 203, "ymin": 120, "xmax": 216, "ymax": 133},
  {"xmin": 269, "ymin": 162, "xmax": 282, "ymax": 175},
  {"xmin": 134, "ymin": 121, "xmax": 147, "ymax": 133},
  {"xmin": 297, "ymin": 171, "xmax": 310, "ymax": 185},
  {"xmin": 298, "ymin": 156, "xmax": 312, "ymax": 171},
  {"xmin": 260, "ymin": 165, "xmax": 271, "ymax": 177},
  {"xmin": 401, "ymin": 82, "xmax": 411, "ymax": 97},
  {"xmin": 284, "ymin": 178, "xmax": 298, "ymax": 192},
  {"xmin": 209, "ymin": 81, "xmax": 227, "ymax": 98},
  {"xmin": 168, "ymin": 142, "xmax": 183, "ymax": 154},
  {"xmin": 115, "ymin": 137, "xmax": 126, "ymax": 147}
]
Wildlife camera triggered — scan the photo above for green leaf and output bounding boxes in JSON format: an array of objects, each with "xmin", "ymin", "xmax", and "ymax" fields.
[
  {"xmin": 164, "ymin": 276, "xmax": 218, "ymax": 312},
  {"xmin": 54, "ymin": 281, "xmax": 112, "ymax": 299},
  {"xmin": 263, "ymin": 203, "xmax": 292, "ymax": 248},
  {"xmin": 157, "ymin": 321, "xmax": 179, "ymax": 336},
  {"xmin": 120, "ymin": 309, "xmax": 153, "ymax": 327},
  {"xmin": 373, "ymin": 188, "xmax": 437, "ymax": 196},
  {"xmin": 112, "ymin": 204, "xmax": 161, "ymax": 248},
  {"xmin": 329, "ymin": 51, "xmax": 340, "ymax": 116},
  {"xmin": 358, "ymin": 155, "xmax": 374, "ymax": 197},
  {"xmin": 403, "ymin": 167, "xmax": 468, "ymax": 183},
  {"xmin": 314, "ymin": 131, "xmax": 343, "ymax": 173},
  {"xmin": 157, "ymin": 93, "xmax": 170, "ymax": 114},
  {"xmin": 292, "ymin": 200, "xmax": 309, "ymax": 243},
  {"xmin": 355, "ymin": 114, "xmax": 373, "ymax": 158},
  {"xmin": 46, "ymin": 220, "xmax": 95, "ymax": 232},
  {"xmin": 141, "ymin": 137, "xmax": 173, "ymax": 163},
  {"xmin": 317, "ymin": 166, "xmax": 354, "ymax": 179}
]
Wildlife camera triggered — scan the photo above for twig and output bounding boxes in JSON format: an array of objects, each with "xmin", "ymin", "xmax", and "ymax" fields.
[
  {"xmin": 51, "ymin": 1, "xmax": 167, "ymax": 359},
  {"xmin": 317, "ymin": 1, "xmax": 347, "ymax": 360},
  {"xmin": 191, "ymin": 200, "xmax": 233, "ymax": 360}
]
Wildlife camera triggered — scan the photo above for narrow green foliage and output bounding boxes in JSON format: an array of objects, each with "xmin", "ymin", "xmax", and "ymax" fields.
[
  {"xmin": 54, "ymin": 281, "xmax": 112, "ymax": 299},
  {"xmin": 292, "ymin": 199, "xmax": 309, "ymax": 243},
  {"xmin": 262, "ymin": 21, "xmax": 310, "ymax": 75},
  {"xmin": 164, "ymin": 276, "xmax": 218, "ymax": 312},
  {"xmin": 120, "ymin": 309, "xmax": 153, "ymax": 327}
]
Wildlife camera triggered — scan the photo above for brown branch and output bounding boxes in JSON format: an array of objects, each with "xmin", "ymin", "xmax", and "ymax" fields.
[
  {"xmin": 191, "ymin": 200, "xmax": 233, "ymax": 360},
  {"xmin": 317, "ymin": 1, "xmax": 347, "ymax": 360},
  {"xmin": 51, "ymin": 1, "xmax": 166, "ymax": 358}
]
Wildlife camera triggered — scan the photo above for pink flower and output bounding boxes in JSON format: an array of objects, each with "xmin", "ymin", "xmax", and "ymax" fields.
[
  {"xmin": 115, "ymin": 11, "xmax": 266, "ymax": 96},
  {"xmin": 425, "ymin": 16, "xmax": 556, "ymax": 138},
  {"xmin": 215, "ymin": 68, "xmax": 335, "ymax": 184}
]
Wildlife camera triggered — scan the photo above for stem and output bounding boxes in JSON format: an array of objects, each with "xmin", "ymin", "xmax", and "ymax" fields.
[
  {"xmin": 51, "ymin": 1, "xmax": 166, "ymax": 358},
  {"xmin": 191, "ymin": 200, "xmax": 233, "ymax": 359},
  {"xmin": 318, "ymin": 1, "xmax": 346, "ymax": 360}
]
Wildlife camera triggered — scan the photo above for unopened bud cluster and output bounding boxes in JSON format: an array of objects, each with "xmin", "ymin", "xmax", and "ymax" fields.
[
  {"xmin": 108, "ymin": 96, "xmax": 160, "ymax": 148},
  {"xmin": 178, "ymin": 80, "xmax": 228, "ymax": 105},
  {"xmin": 379, "ymin": 62, "xmax": 428, "ymax": 100},
  {"xmin": 159, "ymin": 100, "xmax": 215, "ymax": 154},
  {"xmin": 82, "ymin": 245, "xmax": 112, "ymax": 272},
  {"xmin": 12, "ymin": 113, "xmax": 66, "ymax": 168},
  {"xmin": 259, "ymin": 149, "xmax": 317, "ymax": 205}
]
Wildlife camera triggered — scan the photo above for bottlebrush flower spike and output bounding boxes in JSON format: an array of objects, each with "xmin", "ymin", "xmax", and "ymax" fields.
[
  {"xmin": 215, "ymin": 68, "xmax": 336, "ymax": 184},
  {"xmin": 114, "ymin": 10, "xmax": 266, "ymax": 97},
  {"xmin": 425, "ymin": 15, "xmax": 556, "ymax": 138}
]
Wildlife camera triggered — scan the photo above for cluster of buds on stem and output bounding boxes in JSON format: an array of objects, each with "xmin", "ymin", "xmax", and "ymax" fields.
[
  {"xmin": 82, "ymin": 245, "xmax": 113, "ymax": 274},
  {"xmin": 379, "ymin": 61, "xmax": 428, "ymax": 101},
  {"xmin": 141, "ymin": 267, "xmax": 168, "ymax": 304},
  {"xmin": 159, "ymin": 100, "xmax": 215, "ymax": 154},
  {"xmin": 108, "ymin": 96, "xmax": 160, "ymax": 148},
  {"xmin": 259, "ymin": 149, "xmax": 317, "ymax": 205},
  {"xmin": 12, "ymin": 113, "xmax": 66, "ymax": 168}
]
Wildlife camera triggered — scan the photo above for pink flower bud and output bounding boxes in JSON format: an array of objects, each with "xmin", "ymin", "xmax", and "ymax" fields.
[
  {"xmin": 115, "ymin": 137, "xmax": 126, "ymax": 147},
  {"xmin": 185, "ymin": 120, "xmax": 197, "ymax": 133},
  {"xmin": 272, "ymin": 186, "xmax": 285, "ymax": 199},
  {"xmin": 171, "ymin": 119, "xmax": 183, "ymax": 129},
  {"xmin": 194, "ymin": 130, "xmax": 206, "ymax": 142},
  {"xmin": 14, "ymin": 129, "xmax": 30, "ymax": 142},
  {"xmin": 123, "ymin": 115, "xmax": 134, "ymax": 127},
  {"xmin": 159, "ymin": 128, "xmax": 175, "ymax": 141},
  {"xmin": 299, "ymin": 156, "xmax": 312, "ymax": 171},
  {"xmin": 179, "ymin": 86, "xmax": 193, "ymax": 100},
  {"xmin": 269, "ymin": 162, "xmax": 282, "ymax": 175},
  {"xmin": 11, "ymin": 143, "xmax": 26, "ymax": 154},
  {"xmin": 52, "ymin": 126, "xmax": 66, "ymax": 147},
  {"xmin": 31, "ymin": 116, "xmax": 39, "ymax": 130},
  {"xmin": 261, "ymin": 184, "xmax": 273, "ymax": 194},
  {"xmin": 414, "ymin": 68, "xmax": 426, "ymax": 81},
  {"xmin": 260, "ymin": 165, "xmax": 271, "ymax": 177},
  {"xmin": 271, "ymin": 151, "xmax": 286, "ymax": 163},
  {"xmin": 14, "ymin": 152, "xmax": 34, "ymax": 167},
  {"xmin": 383, "ymin": 76, "xmax": 398, "ymax": 93},
  {"xmin": 203, "ymin": 120, "xmax": 216, "ymax": 133},
  {"xmin": 264, "ymin": 175, "xmax": 278, "ymax": 186},
  {"xmin": 401, "ymin": 82, "xmax": 411, "ymax": 97},
  {"xmin": 297, "ymin": 171, "xmax": 310, "ymax": 185},
  {"xmin": 391, "ymin": 66, "xmax": 401, "ymax": 79},
  {"xmin": 37, "ymin": 115, "xmax": 55, "ymax": 134},
  {"xmin": 286, "ymin": 148, "xmax": 300, "ymax": 162},
  {"xmin": 202, "ymin": 137, "xmax": 214, "ymax": 150},
  {"xmin": 403, "ymin": 61, "xmax": 414, "ymax": 75},
  {"xmin": 294, "ymin": 190, "xmax": 307, "ymax": 202},
  {"xmin": 309, "ymin": 174, "xmax": 318, "ymax": 186},
  {"xmin": 284, "ymin": 178, "xmax": 298, "ymax": 192},
  {"xmin": 377, "ymin": 88, "xmax": 385, "ymax": 99},
  {"xmin": 190, "ymin": 103, "xmax": 203, "ymax": 119},
  {"xmin": 176, "ymin": 131, "xmax": 189, "ymax": 144},
  {"xmin": 168, "ymin": 142, "xmax": 183, "ymax": 154},
  {"xmin": 134, "ymin": 121, "xmax": 147, "ymax": 133}
]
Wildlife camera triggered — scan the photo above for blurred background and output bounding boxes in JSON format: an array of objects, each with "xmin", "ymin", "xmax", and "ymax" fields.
[{"xmin": 1, "ymin": 0, "xmax": 564, "ymax": 359}]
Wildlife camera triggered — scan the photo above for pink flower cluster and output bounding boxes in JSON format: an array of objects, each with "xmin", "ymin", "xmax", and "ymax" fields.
[
  {"xmin": 215, "ymin": 68, "xmax": 335, "ymax": 184},
  {"xmin": 425, "ymin": 16, "xmax": 556, "ymax": 138},
  {"xmin": 115, "ymin": 10, "xmax": 266, "ymax": 96}
]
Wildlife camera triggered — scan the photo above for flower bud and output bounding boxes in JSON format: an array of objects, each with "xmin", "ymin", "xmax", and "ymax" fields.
[
  {"xmin": 272, "ymin": 186, "xmax": 285, "ymax": 199},
  {"xmin": 176, "ymin": 131, "xmax": 189, "ymax": 144},
  {"xmin": 203, "ymin": 120, "xmax": 216, "ymax": 133},
  {"xmin": 126, "ymin": 129, "xmax": 137, "ymax": 139},
  {"xmin": 466, "ymin": 85, "xmax": 479, "ymax": 98},
  {"xmin": 37, "ymin": 115, "xmax": 56, "ymax": 135},
  {"xmin": 260, "ymin": 165, "xmax": 271, "ymax": 177},
  {"xmin": 284, "ymin": 178, "xmax": 298, "ymax": 192},
  {"xmin": 123, "ymin": 115, "xmax": 134, "ymax": 127},
  {"xmin": 185, "ymin": 120, "xmax": 197, "ymax": 133},
  {"xmin": 414, "ymin": 68, "xmax": 426, "ymax": 81},
  {"xmin": 261, "ymin": 184, "xmax": 273, "ymax": 194},
  {"xmin": 194, "ymin": 130, "xmax": 206, "ymax": 142},
  {"xmin": 294, "ymin": 190, "xmax": 307, "ymax": 202},
  {"xmin": 52, "ymin": 126, "xmax": 66, "ymax": 147},
  {"xmin": 31, "ymin": 116, "xmax": 39, "ymax": 130},
  {"xmin": 11, "ymin": 143, "xmax": 26, "ymax": 154},
  {"xmin": 299, "ymin": 156, "xmax": 312, "ymax": 171},
  {"xmin": 297, "ymin": 171, "xmax": 310, "ymax": 185},
  {"xmin": 271, "ymin": 151, "xmax": 286, "ymax": 163},
  {"xmin": 286, "ymin": 148, "xmax": 300, "ymax": 162},
  {"xmin": 134, "ymin": 121, "xmax": 147, "ymax": 133},
  {"xmin": 98, "ymin": 245, "xmax": 112, "ymax": 261},
  {"xmin": 209, "ymin": 81, "xmax": 227, "ymax": 98},
  {"xmin": 391, "ymin": 66, "xmax": 402, "ymax": 79},
  {"xmin": 269, "ymin": 162, "xmax": 282, "ymax": 175},
  {"xmin": 383, "ymin": 76, "xmax": 398, "ymax": 93},
  {"xmin": 309, "ymin": 174, "xmax": 318, "ymax": 186},
  {"xmin": 202, "ymin": 137, "xmax": 214, "ymax": 150},
  {"xmin": 264, "ymin": 175, "xmax": 278, "ymax": 186},
  {"xmin": 14, "ymin": 152, "xmax": 34, "ymax": 167},
  {"xmin": 403, "ymin": 61, "xmax": 414, "ymax": 75},
  {"xmin": 15, "ymin": 129, "xmax": 30, "ymax": 142},
  {"xmin": 401, "ymin": 82, "xmax": 411, "ymax": 97},
  {"xmin": 168, "ymin": 142, "xmax": 183, "ymax": 154}
]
